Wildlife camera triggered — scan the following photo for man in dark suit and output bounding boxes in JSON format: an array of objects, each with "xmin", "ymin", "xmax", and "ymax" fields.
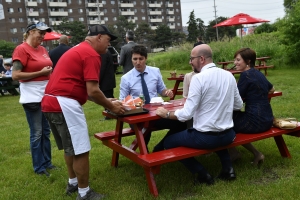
[
  {"xmin": 119, "ymin": 31, "xmax": 136, "ymax": 74},
  {"xmin": 99, "ymin": 50, "xmax": 116, "ymax": 99},
  {"xmin": 193, "ymin": 36, "xmax": 204, "ymax": 47},
  {"xmin": 99, "ymin": 49, "xmax": 116, "ymax": 120},
  {"xmin": 49, "ymin": 35, "xmax": 71, "ymax": 70}
]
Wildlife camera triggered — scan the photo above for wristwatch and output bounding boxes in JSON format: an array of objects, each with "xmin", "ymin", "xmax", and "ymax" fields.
[{"xmin": 166, "ymin": 111, "xmax": 170, "ymax": 119}]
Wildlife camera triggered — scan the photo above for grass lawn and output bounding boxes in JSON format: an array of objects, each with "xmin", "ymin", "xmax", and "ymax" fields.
[{"xmin": 0, "ymin": 68, "xmax": 300, "ymax": 200}]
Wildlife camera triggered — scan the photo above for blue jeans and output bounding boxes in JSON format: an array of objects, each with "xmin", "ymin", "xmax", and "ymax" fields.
[
  {"xmin": 23, "ymin": 103, "xmax": 52, "ymax": 173},
  {"xmin": 163, "ymin": 128, "xmax": 235, "ymax": 174}
]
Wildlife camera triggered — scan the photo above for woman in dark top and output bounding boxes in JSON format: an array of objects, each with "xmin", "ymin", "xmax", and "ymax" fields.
[{"xmin": 229, "ymin": 48, "xmax": 275, "ymax": 166}]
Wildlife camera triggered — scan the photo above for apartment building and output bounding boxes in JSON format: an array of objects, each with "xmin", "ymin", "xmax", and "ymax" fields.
[{"xmin": 0, "ymin": 0, "xmax": 183, "ymax": 45}]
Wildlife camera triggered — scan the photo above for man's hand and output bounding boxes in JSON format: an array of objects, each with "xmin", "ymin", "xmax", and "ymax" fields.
[
  {"xmin": 110, "ymin": 101, "xmax": 126, "ymax": 115},
  {"xmin": 164, "ymin": 89, "xmax": 174, "ymax": 98},
  {"xmin": 155, "ymin": 107, "xmax": 168, "ymax": 118},
  {"xmin": 107, "ymin": 98, "xmax": 118, "ymax": 102}
]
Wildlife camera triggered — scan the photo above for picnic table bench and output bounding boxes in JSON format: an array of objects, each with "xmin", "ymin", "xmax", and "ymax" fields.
[
  {"xmin": 94, "ymin": 91, "xmax": 299, "ymax": 197},
  {"xmin": 217, "ymin": 57, "xmax": 274, "ymax": 76},
  {"xmin": 0, "ymin": 77, "xmax": 19, "ymax": 96},
  {"xmin": 255, "ymin": 57, "xmax": 274, "ymax": 76},
  {"xmin": 167, "ymin": 76, "xmax": 184, "ymax": 100}
]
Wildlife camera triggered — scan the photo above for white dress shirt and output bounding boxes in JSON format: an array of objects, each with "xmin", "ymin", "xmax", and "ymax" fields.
[
  {"xmin": 174, "ymin": 63, "xmax": 243, "ymax": 132},
  {"xmin": 119, "ymin": 66, "xmax": 166, "ymax": 100}
]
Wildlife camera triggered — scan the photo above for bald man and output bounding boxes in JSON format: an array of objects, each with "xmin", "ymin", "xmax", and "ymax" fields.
[
  {"xmin": 49, "ymin": 35, "xmax": 71, "ymax": 70},
  {"xmin": 156, "ymin": 44, "xmax": 243, "ymax": 186}
]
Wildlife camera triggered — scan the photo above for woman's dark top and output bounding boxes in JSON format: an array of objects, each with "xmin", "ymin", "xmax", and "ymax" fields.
[{"xmin": 233, "ymin": 68, "xmax": 273, "ymax": 133}]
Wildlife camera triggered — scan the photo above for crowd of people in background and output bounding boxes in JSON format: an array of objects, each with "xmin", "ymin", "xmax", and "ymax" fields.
[{"xmin": 2, "ymin": 20, "xmax": 276, "ymax": 200}]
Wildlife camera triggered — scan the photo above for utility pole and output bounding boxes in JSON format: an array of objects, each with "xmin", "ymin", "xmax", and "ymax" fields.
[{"xmin": 213, "ymin": 0, "xmax": 219, "ymax": 41}]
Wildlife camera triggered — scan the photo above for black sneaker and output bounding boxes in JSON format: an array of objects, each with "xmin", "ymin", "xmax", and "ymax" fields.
[
  {"xmin": 36, "ymin": 170, "xmax": 50, "ymax": 177},
  {"xmin": 47, "ymin": 165, "xmax": 58, "ymax": 170},
  {"xmin": 66, "ymin": 183, "xmax": 78, "ymax": 195},
  {"xmin": 76, "ymin": 189, "xmax": 105, "ymax": 200}
]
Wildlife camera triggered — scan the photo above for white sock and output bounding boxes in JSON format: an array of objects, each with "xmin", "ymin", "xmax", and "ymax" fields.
[
  {"xmin": 78, "ymin": 186, "xmax": 90, "ymax": 197},
  {"xmin": 68, "ymin": 177, "xmax": 78, "ymax": 186}
]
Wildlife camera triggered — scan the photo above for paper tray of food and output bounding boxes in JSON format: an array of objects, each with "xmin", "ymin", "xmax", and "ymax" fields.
[{"xmin": 107, "ymin": 108, "xmax": 149, "ymax": 117}]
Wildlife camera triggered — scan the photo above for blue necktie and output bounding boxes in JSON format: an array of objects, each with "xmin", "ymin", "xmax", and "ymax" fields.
[{"xmin": 140, "ymin": 73, "xmax": 150, "ymax": 104}]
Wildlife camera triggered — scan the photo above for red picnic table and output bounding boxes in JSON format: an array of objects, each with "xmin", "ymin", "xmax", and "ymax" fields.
[
  {"xmin": 255, "ymin": 56, "xmax": 273, "ymax": 76},
  {"xmin": 94, "ymin": 99, "xmax": 185, "ymax": 197},
  {"xmin": 93, "ymin": 92, "xmax": 299, "ymax": 197}
]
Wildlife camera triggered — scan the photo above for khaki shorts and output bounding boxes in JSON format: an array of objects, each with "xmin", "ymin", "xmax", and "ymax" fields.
[{"xmin": 44, "ymin": 112, "xmax": 75, "ymax": 156}]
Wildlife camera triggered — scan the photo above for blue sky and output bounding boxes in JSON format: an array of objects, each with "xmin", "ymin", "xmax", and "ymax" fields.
[{"xmin": 181, "ymin": 0, "xmax": 286, "ymax": 26}]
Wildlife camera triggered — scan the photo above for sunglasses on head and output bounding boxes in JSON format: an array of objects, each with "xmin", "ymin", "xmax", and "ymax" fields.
[{"xmin": 27, "ymin": 22, "xmax": 48, "ymax": 32}]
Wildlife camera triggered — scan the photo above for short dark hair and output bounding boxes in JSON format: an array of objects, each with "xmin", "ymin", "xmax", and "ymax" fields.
[
  {"xmin": 4, "ymin": 62, "xmax": 12, "ymax": 66},
  {"xmin": 197, "ymin": 36, "xmax": 202, "ymax": 40},
  {"xmin": 126, "ymin": 31, "xmax": 134, "ymax": 40},
  {"xmin": 131, "ymin": 44, "xmax": 147, "ymax": 58},
  {"xmin": 234, "ymin": 48, "xmax": 256, "ymax": 68}
]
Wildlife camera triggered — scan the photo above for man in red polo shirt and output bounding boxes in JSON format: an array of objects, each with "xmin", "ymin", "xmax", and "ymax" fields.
[{"xmin": 42, "ymin": 25, "xmax": 125, "ymax": 200}]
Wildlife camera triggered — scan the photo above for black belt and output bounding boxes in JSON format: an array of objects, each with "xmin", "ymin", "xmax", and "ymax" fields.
[{"xmin": 201, "ymin": 128, "xmax": 232, "ymax": 136}]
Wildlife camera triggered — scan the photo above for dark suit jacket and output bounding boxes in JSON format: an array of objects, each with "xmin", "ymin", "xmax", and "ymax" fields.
[
  {"xmin": 0, "ymin": 58, "xmax": 6, "ymax": 73},
  {"xmin": 193, "ymin": 41, "xmax": 204, "ymax": 47},
  {"xmin": 119, "ymin": 41, "xmax": 136, "ymax": 74},
  {"xmin": 99, "ymin": 51, "xmax": 116, "ymax": 98},
  {"xmin": 49, "ymin": 44, "xmax": 71, "ymax": 70}
]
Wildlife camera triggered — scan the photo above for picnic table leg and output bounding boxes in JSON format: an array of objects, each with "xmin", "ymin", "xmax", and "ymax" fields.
[
  {"xmin": 129, "ymin": 127, "xmax": 152, "ymax": 151},
  {"xmin": 111, "ymin": 120, "xmax": 124, "ymax": 167},
  {"xmin": 144, "ymin": 167, "xmax": 159, "ymax": 197},
  {"xmin": 273, "ymin": 135, "xmax": 291, "ymax": 158},
  {"xmin": 132, "ymin": 123, "xmax": 148, "ymax": 154},
  {"xmin": 264, "ymin": 68, "xmax": 268, "ymax": 76},
  {"xmin": 170, "ymin": 80, "xmax": 180, "ymax": 100}
]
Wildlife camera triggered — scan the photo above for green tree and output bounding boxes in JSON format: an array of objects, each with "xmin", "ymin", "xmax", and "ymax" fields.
[
  {"xmin": 196, "ymin": 18, "xmax": 206, "ymax": 42},
  {"xmin": 171, "ymin": 31, "xmax": 186, "ymax": 46},
  {"xmin": 153, "ymin": 24, "xmax": 172, "ymax": 51},
  {"xmin": 284, "ymin": 0, "xmax": 298, "ymax": 10},
  {"xmin": 114, "ymin": 16, "xmax": 136, "ymax": 47},
  {"xmin": 134, "ymin": 22, "xmax": 155, "ymax": 46},
  {"xmin": 0, "ymin": 40, "xmax": 16, "ymax": 57},
  {"xmin": 279, "ymin": 0, "xmax": 300, "ymax": 64},
  {"xmin": 56, "ymin": 18, "xmax": 86, "ymax": 46},
  {"xmin": 186, "ymin": 10, "xmax": 198, "ymax": 42},
  {"xmin": 206, "ymin": 17, "xmax": 237, "ymax": 42},
  {"xmin": 254, "ymin": 23, "xmax": 277, "ymax": 34}
]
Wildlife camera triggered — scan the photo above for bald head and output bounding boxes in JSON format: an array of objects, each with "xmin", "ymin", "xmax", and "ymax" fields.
[
  {"xmin": 192, "ymin": 44, "xmax": 213, "ymax": 63},
  {"xmin": 59, "ymin": 35, "xmax": 69, "ymax": 45},
  {"xmin": 190, "ymin": 44, "xmax": 213, "ymax": 73}
]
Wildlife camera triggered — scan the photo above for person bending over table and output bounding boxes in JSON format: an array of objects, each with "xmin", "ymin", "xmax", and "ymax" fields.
[
  {"xmin": 42, "ymin": 25, "xmax": 125, "ymax": 199},
  {"xmin": 156, "ymin": 44, "xmax": 243, "ymax": 185},
  {"xmin": 119, "ymin": 44, "xmax": 187, "ymax": 152},
  {"xmin": 228, "ymin": 48, "xmax": 275, "ymax": 166}
]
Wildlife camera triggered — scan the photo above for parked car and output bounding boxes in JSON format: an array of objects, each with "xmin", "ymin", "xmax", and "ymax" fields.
[{"xmin": 107, "ymin": 46, "xmax": 122, "ymax": 74}]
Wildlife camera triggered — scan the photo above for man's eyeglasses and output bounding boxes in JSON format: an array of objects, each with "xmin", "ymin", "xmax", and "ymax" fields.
[{"xmin": 189, "ymin": 55, "xmax": 202, "ymax": 62}]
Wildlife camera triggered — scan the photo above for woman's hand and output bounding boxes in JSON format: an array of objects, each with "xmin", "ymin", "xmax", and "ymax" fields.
[
  {"xmin": 268, "ymin": 86, "xmax": 275, "ymax": 94},
  {"xmin": 40, "ymin": 66, "xmax": 52, "ymax": 76}
]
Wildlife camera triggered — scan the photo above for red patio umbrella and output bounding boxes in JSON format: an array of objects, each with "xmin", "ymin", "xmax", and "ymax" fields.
[
  {"xmin": 43, "ymin": 31, "xmax": 63, "ymax": 41},
  {"xmin": 213, "ymin": 13, "xmax": 270, "ymax": 40}
]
